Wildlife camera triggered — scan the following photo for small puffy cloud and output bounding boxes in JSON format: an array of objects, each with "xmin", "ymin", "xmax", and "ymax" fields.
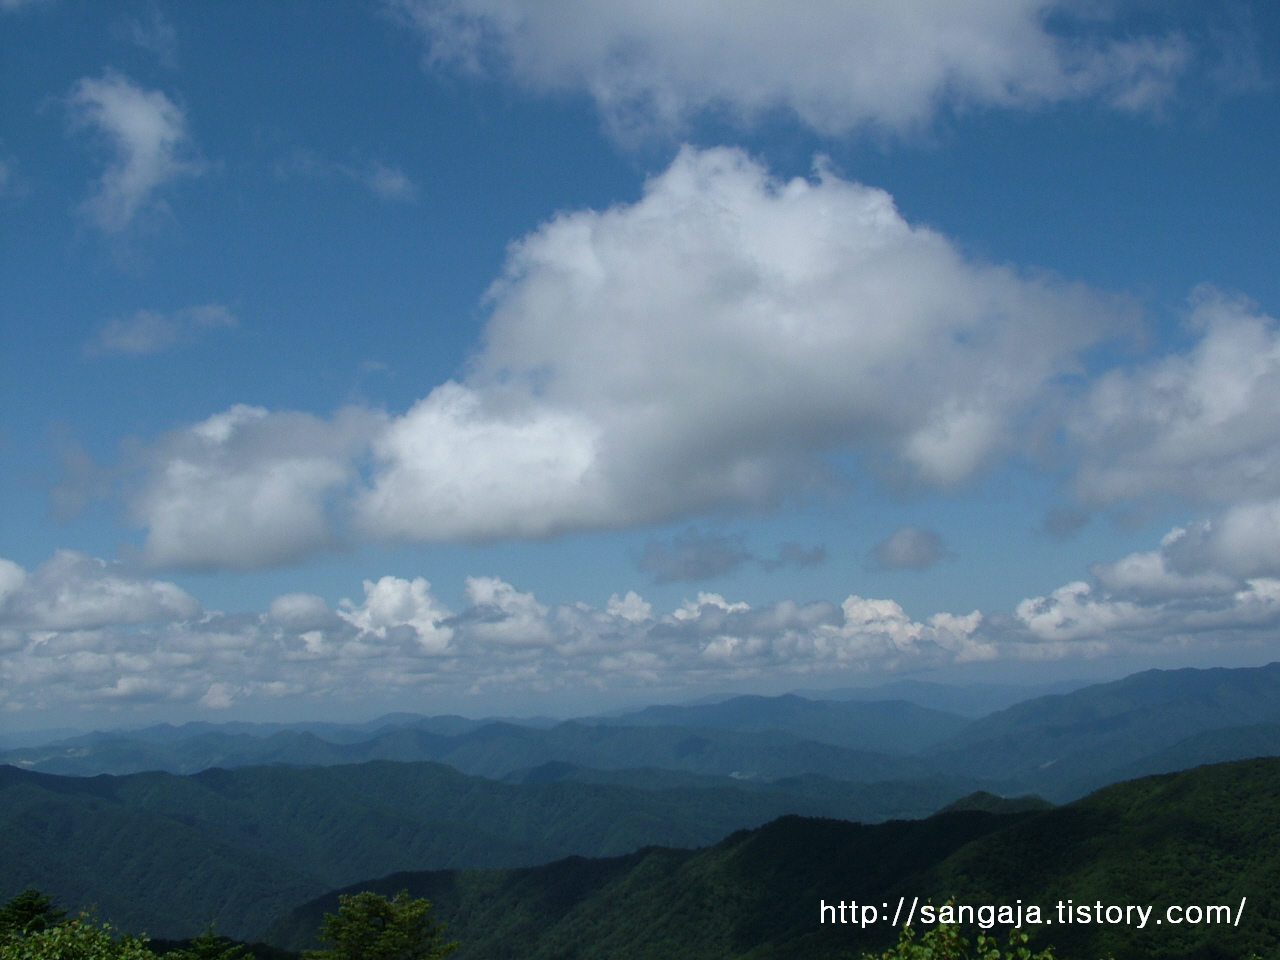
[
  {"xmin": 759, "ymin": 542, "xmax": 827, "ymax": 573},
  {"xmin": 638, "ymin": 528, "xmax": 752, "ymax": 583},
  {"xmin": 457, "ymin": 576, "xmax": 553, "ymax": 647},
  {"xmin": 363, "ymin": 162, "xmax": 417, "ymax": 202},
  {"xmin": 1072, "ymin": 289, "xmax": 1280, "ymax": 507},
  {"xmin": 339, "ymin": 576, "xmax": 454, "ymax": 653},
  {"xmin": 268, "ymin": 593, "xmax": 334, "ymax": 631},
  {"xmin": 606, "ymin": 590, "xmax": 652, "ymax": 623},
  {"xmin": 394, "ymin": 0, "xmax": 1190, "ymax": 138},
  {"xmin": 0, "ymin": 551, "xmax": 198, "ymax": 631},
  {"xmin": 129, "ymin": 404, "xmax": 380, "ymax": 570},
  {"xmin": 871, "ymin": 525, "xmax": 952, "ymax": 570},
  {"xmin": 85, "ymin": 304, "xmax": 236, "ymax": 356},
  {"xmin": 637, "ymin": 528, "xmax": 827, "ymax": 582},
  {"xmin": 68, "ymin": 71, "xmax": 201, "ymax": 231}
]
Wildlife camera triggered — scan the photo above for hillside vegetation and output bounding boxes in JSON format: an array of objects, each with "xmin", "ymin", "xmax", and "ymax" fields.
[
  {"xmin": 267, "ymin": 758, "xmax": 1280, "ymax": 960},
  {"xmin": 0, "ymin": 759, "xmax": 977, "ymax": 940}
]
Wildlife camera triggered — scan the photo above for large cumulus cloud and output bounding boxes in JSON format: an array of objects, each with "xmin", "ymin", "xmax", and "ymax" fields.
[{"xmin": 116, "ymin": 147, "xmax": 1118, "ymax": 568}]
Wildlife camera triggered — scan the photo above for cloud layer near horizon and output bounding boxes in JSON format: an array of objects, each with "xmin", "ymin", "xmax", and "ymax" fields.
[
  {"xmin": 393, "ymin": 0, "xmax": 1189, "ymax": 138},
  {"xmin": 110, "ymin": 146, "xmax": 1121, "ymax": 570},
  {"xmin": 7, "ymin": 522, "xmax": 1280, "ymax": 715}
]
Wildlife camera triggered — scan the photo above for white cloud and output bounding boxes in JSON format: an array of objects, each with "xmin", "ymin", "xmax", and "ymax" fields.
[
  {"xmin": 0, "ymin": 559, "xmax": 997, "ymax": 713},
  {"xmin": 11, "ymin": 540, "xmax": 1280, "ymax": 715},
  {"xmin": 392, "ymin": 0, "xmax": 1190, "ymax": 138},
  {"xmin": 130, "ymin": 405, "xmax": 379, "ymax": 570},
  {"xmin": 1016, "ymin": 513, "xmax": 1280, "ymax": 647},
  {"xmin": 871, "ymin": 525, "xmax": 952, "ymax": 570},
  {"xmin": 356, "ymin": 381, "xmax": 605, "ymax": 542},
  {"xmin": 85, "ymin": 304, "xmax": 236, "ymax": 356},
  {"xmin": 268, "ymin": 593, "xmax": 334, "ymax": 631},
  {"xmin": 338, "ymin": 576, "xmax": 454, "ymax": 653},
  {"xmin": 458, "ymin": 576, "xmax": 553, "ymax": 647},
  {"xmin": 606, "ymin": 590, "xmax": 652, "ymax": 623},
  {"xmin": 0, "ymin": 551, "xmax": 198, "ymax": 632},
  {"xmin": 1072, "ymin": 289, "xmax": 1280, "ymax": 507},
  {"xmin": 68, "ymin": 71, "xmax": 200, "ymax": 231},
  {"xmin": 354, "ymin": 146, "xmax": 1114, "ymax": 546},
  {"xmin": 103, "ymin": 148, "xmax": 1132, "ymax": 568},
  {"xmin": 362, "ymin": 162, "xmax": 417, "ymax": 202}
]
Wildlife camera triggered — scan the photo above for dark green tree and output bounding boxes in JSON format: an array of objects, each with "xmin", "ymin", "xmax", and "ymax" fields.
[
  {"xmin": 0, "ymin": 889, "xmax": 67, "ymax": 936},
  {"xmin": 864, "ymin": 920, "xmax": 1058, "ymax": 960},
  {"xmin": 304, "ymin": 891, "xmax": 457, "ymax": 960},
  {"xmin": 165, "ymin": 924, "xmax": 246, "ymax": 960}
]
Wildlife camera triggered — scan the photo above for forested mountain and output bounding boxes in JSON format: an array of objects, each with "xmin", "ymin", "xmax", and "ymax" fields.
[
  {"xmin": 267, "ymin": 758, "xmax": 1280, "ymax": 960},
  {"xmin": 0, "ymin": 720, "xmax": 937, "ymax": 782},
  {"xmin": 0, "ymin": 759, "xmax": 979, "ymax": 940},
  {"xmin": 9, "ymin": 665, "xmax": 1280, "ymax": 800},
  {"xmin": 926, "ymin": 662, "xmax": 1280, "ymax": 798},
  {"xmin": 592, "ymin": 694, "xmax": 970, "ymax": 753},
  {"xmin": 792, "ymin": 678, "xmax": 1091, "ymax": 717}
]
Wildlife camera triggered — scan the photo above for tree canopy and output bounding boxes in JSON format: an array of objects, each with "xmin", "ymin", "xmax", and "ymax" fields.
[{"xmin": 304, "ymin": 891, "xmax": 456, "ymax": 960}]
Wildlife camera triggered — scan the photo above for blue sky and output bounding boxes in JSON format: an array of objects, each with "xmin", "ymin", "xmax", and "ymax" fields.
[{"xmin": 3, "ymin": 0, "xmax": 1280, "ymax": 725}]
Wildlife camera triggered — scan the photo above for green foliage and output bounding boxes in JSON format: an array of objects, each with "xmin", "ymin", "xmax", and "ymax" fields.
[
  {"xmin": 303, "ymin": 891, "xmax": 456, "ymax": 960},
  {"xmin": 0, "ymin": 890, "xmax": 66, "ymax": 936},
  {"xmin": 0, "ymin": 916, "xmax": 157, "ymax": 960},
  {"xmin": 865, "ymin": 922, "xmax": 1058, "ymax": 960},
  {"xmin": 163, "ymin": 925, "xmax": 246, "ymax": 960}
]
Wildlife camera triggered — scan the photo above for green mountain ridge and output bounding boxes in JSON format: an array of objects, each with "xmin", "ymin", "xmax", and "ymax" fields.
[
  {"xmin": 0, "ymin": 758, "xmax": 981, "ymax": 940},
  {"xmin": 590, "ymin": 694, "xmax": 970, "ymax": 753},
  {"xmin": 926, "ymin": 662, "xmax": 1280, "ymax": 798},
  {"xmin": 10, "ymin": 664, "xmax": 1280, "ymax": 804},
  {"xmin": 0, "ymin": 720, "xmax": 935, "ymax": 783},
  {"xmin": 266, "ymin": 758, "xmax": 1280, "ymax": 960}
]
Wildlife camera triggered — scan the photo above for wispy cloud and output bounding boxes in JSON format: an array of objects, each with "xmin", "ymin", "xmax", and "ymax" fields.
[
  {"xmin": 393, "ymin": 0, "xmax": 1192, "ymax": 139},
  {"xmin": 67, "ymin": 71, "xmax": 201, "ymax": 231},
  {"xmin": 125, "ymin": 6, "xmax": 179, "ymax": 68},
  {"xmin": 84, "ymin": 304, "xmax": 236, "ymax": 356},
  {"xmin": 281, "ymin": 151, "xmax": 418, "ymax": 202}
]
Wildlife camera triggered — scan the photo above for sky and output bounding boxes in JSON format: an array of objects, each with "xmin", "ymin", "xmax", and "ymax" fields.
[{"xmin": 3, "ymin": 0, "xmax": 1280, "ymax": 727}]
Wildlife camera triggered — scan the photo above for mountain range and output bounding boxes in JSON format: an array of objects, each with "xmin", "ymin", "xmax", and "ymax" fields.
[
  {"xmin": 265, "ymin": 757, "xmax": 1280, "ymax": 960},
  {"xmin": 8, "ymin": 663, "xmax": 1280, "ymax": 803}
]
